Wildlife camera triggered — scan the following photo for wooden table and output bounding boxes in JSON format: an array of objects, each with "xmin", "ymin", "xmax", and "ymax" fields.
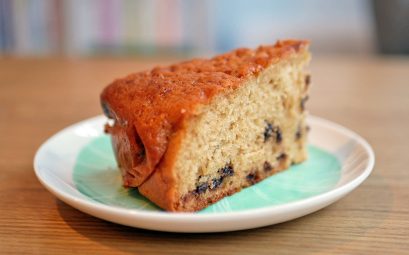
[{"xmin": 1, "ymin": 55, "xmax": 408, "ymax": 254}]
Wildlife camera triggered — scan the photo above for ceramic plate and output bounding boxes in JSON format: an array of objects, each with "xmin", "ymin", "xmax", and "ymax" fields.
[{"xmin": 34, "ymin": 115, "xmax": 374, "ymax": 233}]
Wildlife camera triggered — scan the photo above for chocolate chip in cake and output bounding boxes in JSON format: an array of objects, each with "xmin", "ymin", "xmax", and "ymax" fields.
[
  {"xmin": 264, "ymin": 122, "xmax": 274, "ymax": 142},
  {"xmin": 277, "ymin": 153, "xmax": 287, "ymax": 161},
  {"xmin": 295, "ymin": 125, "xmax": 302, "ymax": 140},
  {"xmin": 246, "ymin": 173, "xmax": 256, "ymax": 182},
  {"xmin": 275, "ymin": 127, "xmax": 283, "ymax": 143},
  {"xmin": 300, "ymin": 95, "xmax": 309, "ymax": 111},
  {"xmin": 246, "ymin": 171, "xmax": 260, "ymax": 184},
  {"xmin": 195, "ymin": 182, "xmax": 209, "ymax": 194},
  {"xmin": 211, "ymin": 177, "xmax": 224, "ymax": 189},
  {"xmin": 219, "ymin": 163, "xmax": 234, "ymax": 177},
  {"xmin": 306, "ymin": 125, "xmax": 311, "ymax": 132},
  {"xmin": 264, "ymin": 122, "xmax": 282, "ymax": 143},
  {"xmin": 263, "ymin": 161, "xmax": 273, "ymax": 172}
]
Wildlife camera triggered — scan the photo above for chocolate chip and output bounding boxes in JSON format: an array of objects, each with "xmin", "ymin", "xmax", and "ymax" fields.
[
  {"xmin": 276, "ymin": 127, "xmax": 283, "ymax": 143},
  {"xmin": 264, "ymin": 122, "xmax": 282, "ymax": 143},
  {"xmin": 277, "ymin": 153, "xmax": 287, "ymax": 161},
  {"xmin": 246, "ymin": 172, "xmax": 260, "ymax": 184},
  {"xmin": 219, "ymin": 163, "xmax": 234, "ymax": 177},
  {"xmin": 300, "ymin": 96, "xmax": 309, "ymax": 111},
  {"xmin": 246, "ymin": 173, "xmax": 256, "ymax": 182},
  {"xmin": 211, "ymin": 177, "xmax": 223, "ymax": 189},
  {"xmin": 195, "ymin": 182, "xmax": 208, "ymax": 194},
  {"xmin": 192, "ymin": 163, "xmax": 234, "ymax": 194},
  {"xmin": 263, "ymin": 161, "xmax": 273, "ymax": 172},
  {"xmin": 306, "ymin": 125, "xmax": 311, "ymax": 132},
  {"xmin": 264, "ymin": 122, "xmax": 274, "ymax": 141},
  {"xmin": 295, "ymin": 125, "xmax": 302, "ymax": 140}
]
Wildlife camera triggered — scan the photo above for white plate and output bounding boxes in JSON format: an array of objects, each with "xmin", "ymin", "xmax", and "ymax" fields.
[{"xmin": 34, "ymin": 115, "xmax": 374, "ymax": 233}]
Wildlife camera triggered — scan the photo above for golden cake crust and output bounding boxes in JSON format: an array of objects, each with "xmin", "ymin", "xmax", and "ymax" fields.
[{"xmin": 101, "ymin": 40, "xmax": 309, "ymax": 187}]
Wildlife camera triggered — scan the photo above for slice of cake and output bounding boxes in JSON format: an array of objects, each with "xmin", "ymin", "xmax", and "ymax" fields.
[{"xmin": 100, "ymin": 40, "xmax": 311, "ymax": 212}]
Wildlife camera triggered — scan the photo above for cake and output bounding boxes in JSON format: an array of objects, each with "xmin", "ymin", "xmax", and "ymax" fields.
[{"xmin": 100, "ymin": 40, "xmax": 311, "ymax": 212}]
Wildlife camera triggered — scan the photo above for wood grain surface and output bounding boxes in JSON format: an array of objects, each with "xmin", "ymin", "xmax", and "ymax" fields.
[{"xmin": 0, "ymin": 55, "xmax": 408, "ymax": 254}]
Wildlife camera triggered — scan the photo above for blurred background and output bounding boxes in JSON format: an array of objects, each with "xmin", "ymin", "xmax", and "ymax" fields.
[{"xmin": 0, "ymin": 0, "xmax": 408, "ymax": 57}]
